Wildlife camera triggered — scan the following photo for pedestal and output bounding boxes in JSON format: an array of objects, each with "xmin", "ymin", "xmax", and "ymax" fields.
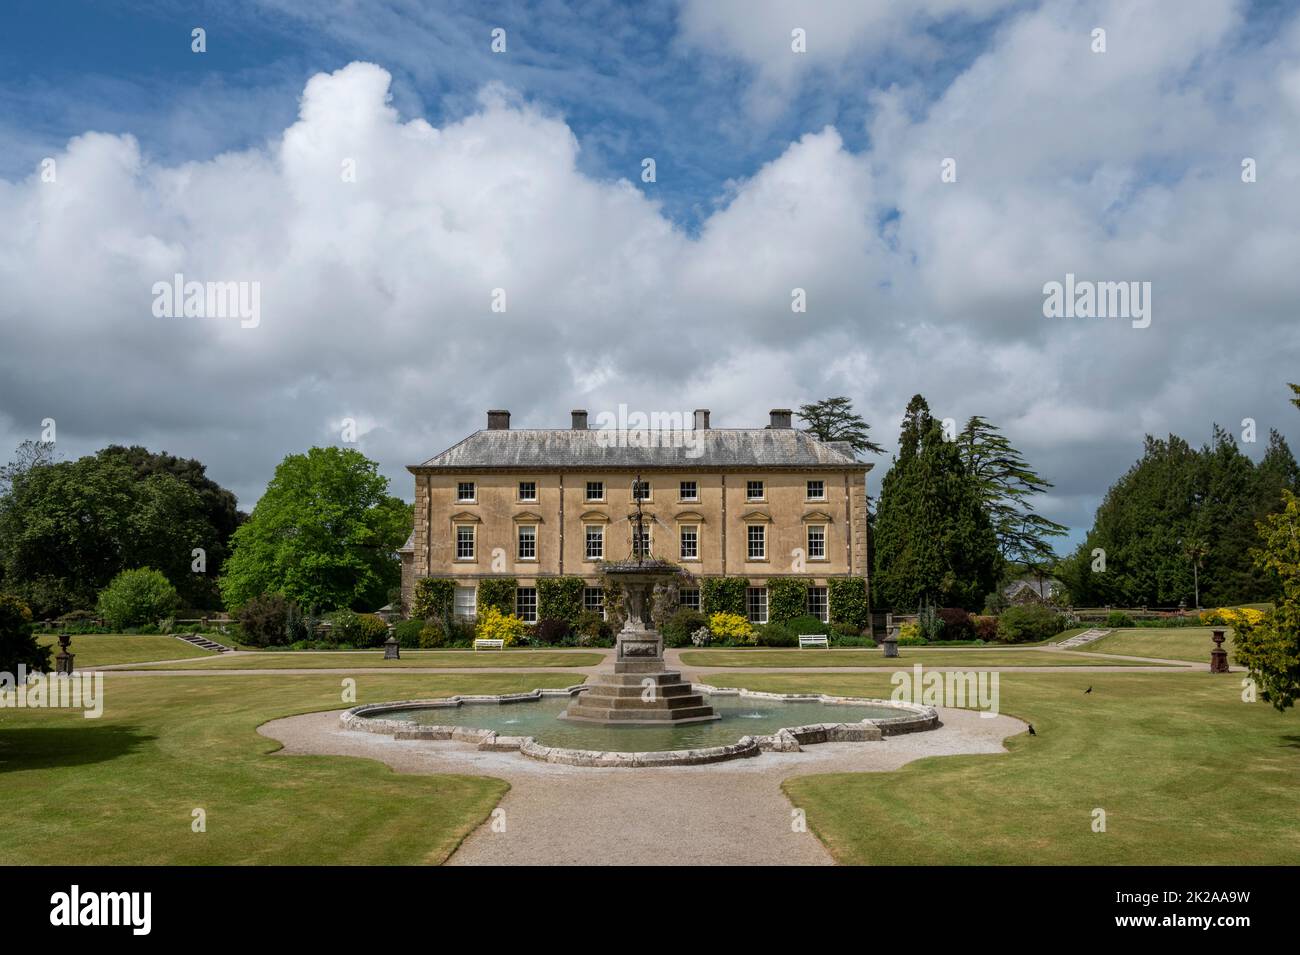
[
  {"xmin": 55, "ymin": 633, "xmax": 75, "ymax": 675},
  {"xmin": 1209, "ymin": 628, "xmax": 1229, "ymax": 674}
]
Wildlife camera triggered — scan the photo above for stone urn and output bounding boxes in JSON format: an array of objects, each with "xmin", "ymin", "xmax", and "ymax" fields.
[{"xmin": 1209, "ymin": 629, "xmax": 1228, "ymax": 674}]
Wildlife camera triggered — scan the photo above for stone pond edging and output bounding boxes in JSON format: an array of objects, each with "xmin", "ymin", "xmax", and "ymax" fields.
[{"xmin": 339, "ymin": 685, "xmax": 939, "ymax": 768}]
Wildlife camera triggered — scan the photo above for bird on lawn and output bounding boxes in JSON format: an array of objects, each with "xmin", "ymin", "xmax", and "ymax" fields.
[
  {"xmin": 1085, "ymin": 686, "xmax": 1093, "ymax": 694},
  {"xmin": 1027, "ymin": 724, "xmax": 1036, "ymax": 736}
]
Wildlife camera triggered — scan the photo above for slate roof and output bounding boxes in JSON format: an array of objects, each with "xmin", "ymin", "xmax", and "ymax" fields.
[
  {"xmin": 411, "ymin": 429, "xmax": 867, "ymax": 471},
  {"xmin": 1003, "ymin": 576, "xmax": 1061, "ymax": 598}
]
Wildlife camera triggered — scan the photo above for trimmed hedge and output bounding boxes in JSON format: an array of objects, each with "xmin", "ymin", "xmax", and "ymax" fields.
[
  {"xmin": 828, "ymin": 577, "xmax": 869, "ymax": 632},
  {"xmin": 701, "ymin": 577, "xmax": 747, "ymax": 616},
  {"xmin": 767, "ymin": 578, "xmax": 809, "ymax": 623},
  {"xmin": 96, "ymin": 568, "xmax": 180, "ymax": 631},
  {"xmin": 538, "ymin": 576, "xmax": 585, "ymax": 624},
  {"xmin": 755, "ymin": 622, "xmax": 798, "ymax": 647},
  {"xmin": 997, "ymin": 604, "xmax": 1067, "ymax": 644},
  {"xmin": 784, "ymin": 614, "xmax": 829, "ymax": 636}
]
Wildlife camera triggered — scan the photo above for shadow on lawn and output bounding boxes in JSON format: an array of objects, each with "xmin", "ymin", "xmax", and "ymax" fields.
[{"xmin": 0, "ymin": 725, "xmax": 155, "ymax": 772}]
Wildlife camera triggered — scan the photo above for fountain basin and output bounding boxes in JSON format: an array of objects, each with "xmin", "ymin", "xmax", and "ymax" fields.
[{"xmin": 342, "ymin": 685, "xmax": 939, "ymax": 767}]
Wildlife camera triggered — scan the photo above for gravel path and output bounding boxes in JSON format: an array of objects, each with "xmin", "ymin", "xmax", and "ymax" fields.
[{"xmin": 259, "ymin": 706, "xmax": 1025, "ymax": 865}]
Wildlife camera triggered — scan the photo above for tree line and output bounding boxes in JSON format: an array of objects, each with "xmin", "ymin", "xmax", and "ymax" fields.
[
  {"xmin": 0, "ymin": 443, "xmax": 409, "ymax": 620},
  {"xmin": 801, "ymin": 389, "xmax": 1299, "ymax": 614}
]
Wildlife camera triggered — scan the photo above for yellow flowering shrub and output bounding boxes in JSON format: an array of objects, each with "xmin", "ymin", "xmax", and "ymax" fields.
[
  {"xmin": 1200, "ymin": 607, "xmax": 1265, "ymax": 628},
  {"xmin": 708, "ymin": 611, "xmax": 756, "ymax": 645},
  {"xmin": 474, "ymin": 606, "xmax": 525, "ymax": 646}
]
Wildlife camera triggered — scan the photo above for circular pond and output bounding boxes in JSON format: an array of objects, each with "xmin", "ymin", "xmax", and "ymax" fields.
[{"xmin": 354, "ymin": 692, "xmax": 921, "ymax": 753}]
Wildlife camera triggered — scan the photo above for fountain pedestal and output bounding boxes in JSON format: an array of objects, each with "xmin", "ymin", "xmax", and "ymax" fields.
[{"xmin": 561, "ymin": 566, "xmax": 719, "ymax": 726}]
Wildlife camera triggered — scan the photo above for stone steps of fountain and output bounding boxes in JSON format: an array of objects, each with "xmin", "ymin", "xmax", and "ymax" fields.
[
  {"xmin": 577, "ymin": 689, "xmax": 710, "ymax": 710},
  {"xmin": 561, "ymin": 702, "xmax": 720, "ymax": 724},
  {"xmin": 590, "ymin": 670, "xmax": 690, "ymax": 687},
  {"xmin": 578, "ymin": 681, "xmax": 698, "ymax": 699}
]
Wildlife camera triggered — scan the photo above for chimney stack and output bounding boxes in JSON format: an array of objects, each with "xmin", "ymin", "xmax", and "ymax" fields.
[
  {"xmin": 769, "ymin": 408, "xmax": 793, "ymax": 429},
  {"xmin": 694, "ymin": 409, "xmax": 711, "ymax": 430},
  {"xmin": 487, "ymin": 409, "xmax": 511, "ymax": 430},
  {"xmin": 571, "ymin": 409, "xmax": 588, "ymax": 430}
]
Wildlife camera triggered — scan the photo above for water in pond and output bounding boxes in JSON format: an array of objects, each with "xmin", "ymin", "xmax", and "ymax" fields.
[{"xmin": 366, "ymin": 694, "xmax": 907, "ymax": 752}]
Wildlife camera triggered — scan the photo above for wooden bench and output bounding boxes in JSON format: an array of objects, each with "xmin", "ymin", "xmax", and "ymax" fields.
[
  {"xmin": 473, "ymin": 638, "xmax": 505, "ymax": 651},
  {"xmin": 797, "ymin": 634, "xmax": 829, "ymax": 649}
]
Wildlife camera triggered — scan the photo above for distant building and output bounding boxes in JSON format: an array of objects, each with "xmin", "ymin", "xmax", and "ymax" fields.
[
  {"xmin": 399, "ymin": 408, "xmax": 872, "ymax": 624},
  {"xmin": 1003, "ymin": 575, "xmax": 1062, "ymax": 605}
]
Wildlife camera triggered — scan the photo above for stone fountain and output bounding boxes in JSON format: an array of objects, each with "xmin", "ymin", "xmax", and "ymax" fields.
[{"xmin": 561, "ymin": 478, "xmax": 718, "ymax": 726}]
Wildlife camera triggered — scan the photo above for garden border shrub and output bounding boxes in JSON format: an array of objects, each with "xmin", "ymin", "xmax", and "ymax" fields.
[
  {"xmin": 996, "ymin": 603, "xmax": 1066, "ymax": 644},
  {"xmin": 96, "ymin": 567, "xmax": 180, "ymax": 631}
]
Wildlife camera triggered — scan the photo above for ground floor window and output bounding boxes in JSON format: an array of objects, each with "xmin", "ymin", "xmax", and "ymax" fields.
[
  {"xmin": 583, "ymin": 586, "xmax": 605, "ymax": 618},
  {"xmin": 679, "ymin": 587, "xmax": 700, "ymax": 611},
  {"xmin": 454, "ymin": 585, "xmax": 477, "ymax": 619},
  {"xmin": 516, "ymin": 586, "xmax": 537, "ymax": 622},
  {"xmin": 746, "ymin": 586, "xmax": 768, "ymax": 624},
  {"xmin": 807, "ymin": 586, "xmax": 828, "ymax": 623}
]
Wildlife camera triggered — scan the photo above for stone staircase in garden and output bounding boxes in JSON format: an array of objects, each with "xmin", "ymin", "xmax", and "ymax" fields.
[
  {"xmin": 1054, "ymin": 628, "xmax": 1112, "ymax": 649},
  {"xmin": 174, "ymin": 632, "xmax": 235, "ymax": 653}
]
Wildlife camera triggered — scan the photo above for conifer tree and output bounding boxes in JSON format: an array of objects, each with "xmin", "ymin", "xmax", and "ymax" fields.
[
  {"xmin": 873, "ymin": 395, "xmax": 1000, "ymax": 610},
  {"xmin": 956, "ymin": 415, "xmax": 1066, "ymax": 570}
]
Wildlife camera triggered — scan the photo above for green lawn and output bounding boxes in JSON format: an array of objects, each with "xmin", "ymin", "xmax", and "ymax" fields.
[
  {"xmin": 0, "ymin": 672, "xmax": 576, "ymax": 865},
  {"xmin": 705, "ymin": 671, "xmax": 1299, "ymax": 865},
  {"xmin": 1074, "ymin": 627, "xmax": 1232, "ymax": 664},
  {"xmin": 679, "ymin": 648, "xmax": 1173, "ymax": 668},
  {"xmin": 127, "ymin": 649, "xmax": 604, "ymax": 670},
  {"xmin": 36, "ymin": 634, "xmax": 216, "ymax": 667}
]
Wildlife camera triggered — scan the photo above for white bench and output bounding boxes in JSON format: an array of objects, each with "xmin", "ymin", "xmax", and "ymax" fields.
[
  {"xmin": 798, "ymin": 634, "xmax": 829, "ymax": 649},
  {"xmin": 473, "ymin": 638, "xmax": 505, "ymax": 651}
]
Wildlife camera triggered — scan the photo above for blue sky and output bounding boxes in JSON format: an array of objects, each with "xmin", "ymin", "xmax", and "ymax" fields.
[
  {"xmin": 0, "ymin": 0, "xmax": 1009, "ymax": 230},
  {"xmin": 1, "ymin": 0, "xmax": 1298, "ymax": 552}
]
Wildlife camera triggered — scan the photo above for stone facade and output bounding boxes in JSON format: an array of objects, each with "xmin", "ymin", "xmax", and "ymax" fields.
[{"xmin": 399, "ymin": 408, "xmax": 872, "ymax": 624}]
